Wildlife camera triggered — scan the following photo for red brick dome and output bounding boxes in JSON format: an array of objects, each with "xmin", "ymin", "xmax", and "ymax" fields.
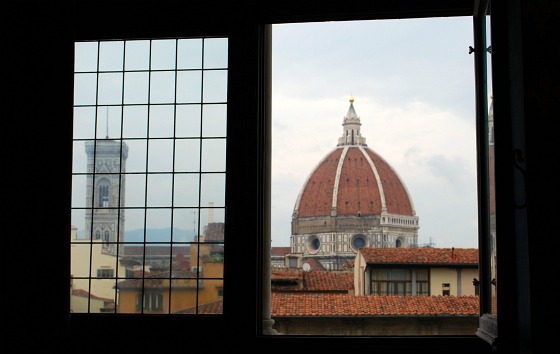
[{"xmin": 294, "ymin": 145, "xmax": 415, "ymax": 218}]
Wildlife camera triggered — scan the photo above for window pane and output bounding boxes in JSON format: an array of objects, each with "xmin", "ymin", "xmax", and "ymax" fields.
[
  {"xmin": 71, "ymin": 38, "xmax": 227, "ymax": 316},
  {"xmin": 75, "ymin": 41, "xmax": 99, "ymax": 72},
  {"xmin": 98, "ymin": 72, "xmax": 123, "ymax": 105},
  {"xmin": 203, "ymin": 70, "xmax": 227, "ymax": 103},
  {"xmin": 124, "ymin": 40, "xmax": 150, "ymax": 71},
  {"xmin": 124, "ymin": 72, "xmax": 150, "ymax": 104},
  {"xmin": 178, "ymin": 38, "xmax": 203, "ymax": 69},
  {"xmin": 151, "ymin": 39, "xmax": 177, "ymax": 70},
  {"xmin": 177, "ymin": 71, "xmax": 202, "ymax": 103},
  {"xmin": 99, "ymin": 41, "xmax": 124, "ymax": 72}
]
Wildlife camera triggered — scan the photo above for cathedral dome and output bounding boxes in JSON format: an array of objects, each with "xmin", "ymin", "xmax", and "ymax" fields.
[
  {"xmin": 290, "ymin": 98, "xmax": 419, "ymax": 269},
  {"xmin": 293, "ymin": 144, "xmax": 415, "ymax": 219},
  {"xmin": 293, "ymin": 97, "xmax": 416, "ymax": 221}
]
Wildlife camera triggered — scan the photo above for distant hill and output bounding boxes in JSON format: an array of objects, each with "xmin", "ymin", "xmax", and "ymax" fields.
[{"xmin": 76, "ymin": 228, "xmax": 195, "ymax": 243}]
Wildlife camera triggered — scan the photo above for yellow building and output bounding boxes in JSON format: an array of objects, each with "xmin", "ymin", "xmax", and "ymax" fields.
[
  {"xmin": 354, "ymin": 247, "xmax": 479, "ymax": 296},
  {"xmin": 70, "ymin": 225, "xmax": 126, "ymax": 312},
  {"xmin": 116, "ymin": 231, "xmax": 224, "ymax": 314}
]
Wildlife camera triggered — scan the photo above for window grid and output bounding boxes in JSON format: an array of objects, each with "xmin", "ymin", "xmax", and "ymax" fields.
[{"xmin": 70, "ymin": 38, "xmax": 227, "ymax": 315}]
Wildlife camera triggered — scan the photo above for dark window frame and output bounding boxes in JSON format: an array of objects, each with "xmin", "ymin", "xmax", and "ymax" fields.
[{"xmin": 62, "ymin": 0, "xmax": 506, "ymax": 352}]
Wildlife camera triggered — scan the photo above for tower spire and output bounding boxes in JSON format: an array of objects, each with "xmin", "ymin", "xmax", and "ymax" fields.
[
  {"xmin": 106, "ymin": 107, "xmax": 109, "ymax": 139},
  {"xmin": 337, "ymin": 95, "xmax": 367, "ymax": 147}
]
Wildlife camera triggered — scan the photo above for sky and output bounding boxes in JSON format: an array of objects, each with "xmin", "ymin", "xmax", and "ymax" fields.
[{"xmin": 270, "ymin": 17, "xmax": 479, "ymax": 249}]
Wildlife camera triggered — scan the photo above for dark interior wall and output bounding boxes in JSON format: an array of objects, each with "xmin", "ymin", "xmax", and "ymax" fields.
[
  {"xmin": 6, "ymin": 0, "xmax": 559, "ymax": 352},
  {"xmin": 273, "ymin": 316, "xmax": 479, "ymax": 335},
  {"xmin": 519, "ymin": 1, "xmax": 560, "ymax": 352}
]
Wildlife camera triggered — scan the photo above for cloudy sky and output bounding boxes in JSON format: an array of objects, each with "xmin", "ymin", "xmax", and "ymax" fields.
[{"xmin": 270, "ymin": 17, "xmax": 479, "ymax": 249}]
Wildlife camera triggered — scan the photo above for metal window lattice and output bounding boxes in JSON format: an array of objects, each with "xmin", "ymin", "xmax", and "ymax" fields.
[{"xmin": 70, "ymin": 38, "xmax": 227, "ymax": 316}]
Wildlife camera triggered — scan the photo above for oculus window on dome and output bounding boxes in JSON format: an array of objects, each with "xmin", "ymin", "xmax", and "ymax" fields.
[
  {"xmin": 70, "ymin": 37, "xmax": 228, "ymax": 315},
  {"xmin": 270, "ymin": 18, "xmax": 481, "ymax": 335}
]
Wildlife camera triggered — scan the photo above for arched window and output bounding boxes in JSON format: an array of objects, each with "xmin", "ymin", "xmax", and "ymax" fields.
[{"xmin": 98, "ymin": 183, "xmax": 109, "ymax": 207}]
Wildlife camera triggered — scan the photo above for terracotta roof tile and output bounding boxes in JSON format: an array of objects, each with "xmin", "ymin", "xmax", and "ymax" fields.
[
  {"xmin": 271, "ymin": 269, "xmax": 353, "ymax": 292},
  {"xmin": 271, "ymin": 293, "xmax": 479, "ymax": 317},
  {"xmin": 359, "ymin": 247, "xmax": 478, "ymax": 265},
  {"xmin": 304, "ymin": 270, "xmax": 353, "ymax": 291},
  {"xmin": 302, "ymin": 258, "xmax": 326, "ymax": 270},
  {"xmin": 271, "ymin": 247, "xmax": 292, "ymax": 256},
  {"xmin": 71, "ymin": 288, "xmax": 114, "ymax": 303},
  {"xmin": 175, "ymin": 301, "xmax": 223, "ymax": 314},
  {"xmin": 297, "ymin": 146, "xmax": 415, "ymax": 218}
]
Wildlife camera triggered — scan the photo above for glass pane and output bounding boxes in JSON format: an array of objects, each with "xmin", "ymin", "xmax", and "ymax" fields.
[
  {"xmin": 121, "ymin": 140, "xmax": 146, "ymax": 172},
  {"xmin": 202, "ymin": 104, "xmax": 227, "ymax": 137},
  {"xmin": 146, "ymin": 173, "xmax": 173, "ymax": 206},
  {"xmin": 97, "ymin": 72, "xmax": 123, "ymax": 105},
  {"xmin": 71, "ymin": 174, "xmax": 87, "ymax": 207},
  {"xmin": 203, "ymin": 38, "xmax": 228, "ymax": 69},
  {"xmin": 124, "ymin": 72, "xmax": 150, "ymax": 104},
  {"xmin": 149, "ymin": 105, "xmax": 175, "ymax": 138},
  {"xmin": 150, "ymin": 71, "xmax": 176, "ymax": 103},
  {"xmin": 151, "ymin": 39, "xmax": 177, "ymax": 70},
  {"xmin": 72, "ymin": 37, "xmax": 227, "ymax": 316},
  {"xmin": 176, "ymin": 104, "xmax": 202, "ymax": 137},
  {"xmin": 486, "ymin": 7, "xmax": 497, "ymax": 316},
  {"xmin": 202, "ymin": 70, "xmax": 227, "ymax": 103},
  {"xmin": 177, "ymin": 38, "xmax": 203, "ymax": 69},
  {"xmin": 145, "ymin": 209, "xmax": 172, "ymax": 241},
  {"xmin": 125, "ymin": 40, "xmax": 150, "ymax": 71},
  {"xmin": 147, "ymin": 139, "xmax": 174, "ymax": 172},
  {"xmin": 123, "ymin": 210, "xmax": 146, "ymax": 242},
  {"xmin": 99, "ymin": 41, "xmax": 124, "ymax": 71},
  {"xmin": 96, "ymin": 106, "xmax": 122, "ymax": 139},
  {"xmin": 73, "ymin": 107, "xmax": 96, "ymax": 139},
  {"xmin": 177, "ymin": 71, "xmax": 202, "ymax": 103},
  {"xmin": 174, "ymin": 139, "xmax": 201, "ymax": 172},
  {"xmin": 123, "ymin": 174, "xmax": 147, "ymax": 207},
  {"xmin": 173, "ymin": 174, "xmax": 200, "ymax": 207},
  {"xmin": 200, "ymin": 173, "xmax": 225, "ymax": 207},
  {"xmin": 122, "ymin": 105, "xmax": 148, "ymax": 138},
  {"xmin": 173, "ymin": 208, "xmax": 198, "ymax": 241},
  {"xmin": 75, "ymin": 41, "xmax": 98, "ymax": 72},
  {"xmin": 73, "ymin": 73, "xmax": 97, "ymax": 105},
  {"xmin": 201, "ymin": 139, "xmax": 226, "ymax": 172}
]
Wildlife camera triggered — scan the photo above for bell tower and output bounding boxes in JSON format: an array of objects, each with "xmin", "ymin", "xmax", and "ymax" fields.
[{"xmin": 84, "ymin": 138, "xmax": 128, "ymax": 256}]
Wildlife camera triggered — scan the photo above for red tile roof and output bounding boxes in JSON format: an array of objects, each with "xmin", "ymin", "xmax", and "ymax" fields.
[
  {"xmin": 72, "ymin": 288, "xmax": 114, "ymax": 303},
  {"xmin": 204, "ymin": 222, "xmax": 224, "ymax": 242},
  {"xmin": 175, "ymin": 301, "xmax": 223, "ymax": 314},
  {"xmin": 302, "ymin": 258, "xmax": 326, "ymax": 270},
  {"xmin": 172, "ymin": 295, "xmax": 478, "ymax": 317},
  {"xmin": 271, "ymin": 269, "xmax": 353, "ymax": 292},
  {"xmin": 296, "ymin": 146, "xmax": 414, "ymax": 218},
  {"xmin": 359, "ymin": 247, "xmax": 478, "ymax": 265},
  {"xmin": 271, "ymin": 247, "xmax": 292, "ymax": 256},
  {"xmin": 271, "ymin": 293, "xmax": 479, "ymax": 317},
  {"xmin": 304, "ymin": 270, "xmax": 353, "ymax": 292}
]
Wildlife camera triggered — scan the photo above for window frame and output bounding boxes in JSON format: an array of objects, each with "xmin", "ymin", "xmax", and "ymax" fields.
[{"xmin": 65, "ymin": 1, "xmax": 501, "ymax": 352}]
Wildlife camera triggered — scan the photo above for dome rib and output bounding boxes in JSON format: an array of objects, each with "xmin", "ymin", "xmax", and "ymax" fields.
[
  {"xmin": 331, "ymin": 146, "xmax": 349, "ymax": 214},
  {"xmin": 359, "ymin": 145, "xmax": 387, "ymax": 213}
]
